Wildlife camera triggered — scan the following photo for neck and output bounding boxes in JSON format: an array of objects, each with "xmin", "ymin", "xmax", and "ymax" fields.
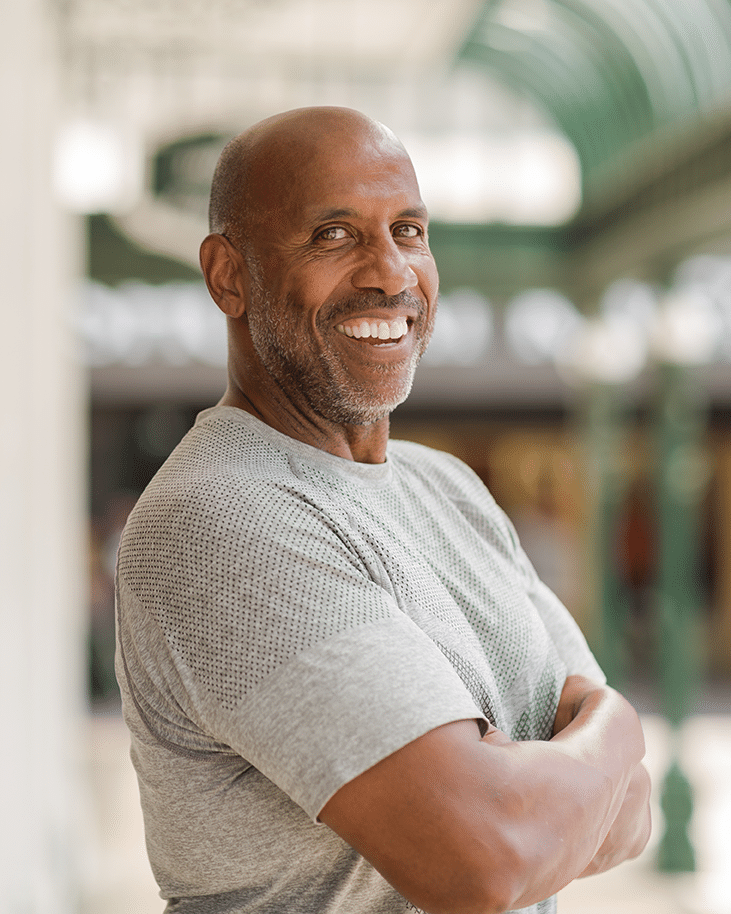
[{"xmin": 218, "ymin": 382, "xmax": 391, "ymax": 464}]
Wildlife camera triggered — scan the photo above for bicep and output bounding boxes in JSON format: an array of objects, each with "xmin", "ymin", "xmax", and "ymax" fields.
[
  {"xmin": 320, "ymin": 718, "xmax": 509, "ymax": 914},
  {"xmin": 320, "ymin": 715, "xmax": 618, "ymax": 914}
]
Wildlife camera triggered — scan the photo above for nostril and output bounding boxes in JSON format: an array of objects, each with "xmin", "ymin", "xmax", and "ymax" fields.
[{"xmin": 350, "ymin": 243, "xmax": 418, "ymax": 296}]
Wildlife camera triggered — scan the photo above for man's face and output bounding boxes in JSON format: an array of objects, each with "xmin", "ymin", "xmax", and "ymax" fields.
[{"xmin": 242, "ymin": 127, "xmax": 439, "ymax": 427}]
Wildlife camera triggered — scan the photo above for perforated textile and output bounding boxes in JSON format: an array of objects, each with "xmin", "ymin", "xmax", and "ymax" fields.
[{"xmin": 115, "ymin": 405, "xmax": 605, "ymax": 914}]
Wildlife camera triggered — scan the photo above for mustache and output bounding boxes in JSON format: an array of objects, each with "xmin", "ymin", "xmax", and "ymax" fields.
[{"xmin": 324, "ymin": 290, "xmax": 426, "ymax": 325}]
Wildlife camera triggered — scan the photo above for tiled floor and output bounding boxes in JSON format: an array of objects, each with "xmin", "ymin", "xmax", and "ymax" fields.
[{"xmin": 82, "ymin": 709, "xmax": 731, "ymax": 914}]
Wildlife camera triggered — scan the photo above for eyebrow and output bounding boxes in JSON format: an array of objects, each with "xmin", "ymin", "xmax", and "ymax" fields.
[
  {"xmin": 309, "ymin": 204, "xmax": 430, "ymax": 225},
  {"xmin": 312, "ymin": 207, "xmax": 359, "ymax": 223},
  {"xmin": 395, "ymin": 205, "xmax": 429, "ymax": 220}
]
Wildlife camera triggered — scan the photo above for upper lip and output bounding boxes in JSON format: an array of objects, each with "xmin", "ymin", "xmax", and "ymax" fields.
[
  {"xmin": 333, "ymin": 312, "xmax": 412, "ymax": 324},
  {"xmin": 326, "ymin": 291, "xmax": 424, "ymax": 327}
]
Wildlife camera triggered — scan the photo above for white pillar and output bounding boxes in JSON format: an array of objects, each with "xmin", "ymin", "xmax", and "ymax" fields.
[{"xmin": 0, "ymin": 2, "xmax": 87, "ymax": 911}]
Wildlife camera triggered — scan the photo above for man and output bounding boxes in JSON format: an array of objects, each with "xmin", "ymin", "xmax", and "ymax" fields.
[{"xmin": 115, "ymin": 106, "xmax": 651, "ymax": 914}]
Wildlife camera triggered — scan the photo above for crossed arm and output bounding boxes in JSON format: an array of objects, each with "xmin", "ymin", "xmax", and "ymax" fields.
[{"xmin": 320, "ymin": 674, "xmax": 651, "ymax": 914}]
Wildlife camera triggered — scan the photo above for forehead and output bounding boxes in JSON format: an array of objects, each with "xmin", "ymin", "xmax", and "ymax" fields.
[{"xmin": 250, "ymin": 130, "xmax": 425, "ymax": 232}]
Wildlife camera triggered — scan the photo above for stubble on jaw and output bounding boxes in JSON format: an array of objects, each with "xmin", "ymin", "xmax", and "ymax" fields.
[{"xmin": 244, "ymin": 262, "xmax": 433, "ymax": 427}]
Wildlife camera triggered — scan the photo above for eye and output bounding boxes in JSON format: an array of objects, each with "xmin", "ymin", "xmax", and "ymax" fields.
[
  {"xmin": 316, "ymin": 225, "xmax": 349, "ymax": 241},
  {"xmin": 393, "ymin": 223, "xmax": 423, "ymax": 239}
]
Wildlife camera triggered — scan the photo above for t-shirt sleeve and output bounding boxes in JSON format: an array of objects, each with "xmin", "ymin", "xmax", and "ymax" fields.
[
  {"xmin": 223, "ymin": 615, "xmax": 488, "ymax": 819},
  {"xmin": 116, "ymin": 478, "xmax": 487, "ymax": 821}
]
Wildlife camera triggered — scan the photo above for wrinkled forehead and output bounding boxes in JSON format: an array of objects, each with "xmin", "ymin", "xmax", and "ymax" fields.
[{"xmin": 246, "ymin": 120, "xmax": 423, "ymax": 230}]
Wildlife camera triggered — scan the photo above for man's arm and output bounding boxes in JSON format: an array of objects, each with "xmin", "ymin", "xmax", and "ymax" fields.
[
  {"xmin": 551, "ymin": 674, "xmax": 652, "ymax": 878},
  {"xmin": 320, "ymin": 675, "xmax": 650, "ymax": 914},
  {"xmin": 578, "ymin": 761, "xmax": 652, "ymax": 877}
]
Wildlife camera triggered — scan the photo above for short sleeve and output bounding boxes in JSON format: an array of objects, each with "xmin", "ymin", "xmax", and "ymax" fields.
[
  {"xmin": 117, "ymin": 476, "xmax": 486, "ymax": 820},
  {"xmin": 207, "ymin": 614, "xmax": 488, "ymax": 819}
]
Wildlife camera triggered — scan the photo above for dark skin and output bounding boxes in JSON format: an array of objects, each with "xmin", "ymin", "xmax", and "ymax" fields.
[
  {"xmin": 200, "ymin": 107, "xmax": 651, "ymax": 914},
  {"xmin": 201, "ymin": 108, "xmax": 438, "ymax": 464}
]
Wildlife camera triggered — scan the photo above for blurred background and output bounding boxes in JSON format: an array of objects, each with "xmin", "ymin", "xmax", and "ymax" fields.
[{"xmin": 2, "ymin": 0, "xmax": 731, "ymax": 911}]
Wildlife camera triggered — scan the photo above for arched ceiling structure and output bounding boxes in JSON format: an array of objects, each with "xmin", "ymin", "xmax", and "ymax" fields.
[
  {"xmin": 459, "ymin": 0, "xmax": 731, "ymax": 195},
  {"xmin": 62, "ymin": 0, "xmax": 731, "ymax": 406},
  {"xmin": 62, "ymin": 0, "xmax": 731, "ymax": 305}
]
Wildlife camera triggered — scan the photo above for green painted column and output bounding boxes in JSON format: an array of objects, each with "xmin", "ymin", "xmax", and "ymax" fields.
[
  {"xmin": 584, "ymin": 381, "xmax": 630, "ymax": 690},
  {"xmin": 655, "ymin": 360, "xmax": 706, "ymax": 873}
]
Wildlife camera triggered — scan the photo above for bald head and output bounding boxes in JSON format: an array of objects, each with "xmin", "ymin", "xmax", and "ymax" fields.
[
  {"xmin": 208, "ymin": 107, "xmax": 410, "ymax": 257},
  {"xmin": 200, "ymin": 105, "xmax": 438, "ymax": 452}
]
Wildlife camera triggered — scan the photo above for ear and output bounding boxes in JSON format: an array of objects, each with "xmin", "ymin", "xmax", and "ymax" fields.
[{"xmin": 199, "ymin": 233, "xmax": 250, "ymax": 318}]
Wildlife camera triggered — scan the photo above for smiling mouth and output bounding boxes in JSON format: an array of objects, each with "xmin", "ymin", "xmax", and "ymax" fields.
[{"xmin": 335, "ymin": 317, "xmax": 409, "ymax": 343}]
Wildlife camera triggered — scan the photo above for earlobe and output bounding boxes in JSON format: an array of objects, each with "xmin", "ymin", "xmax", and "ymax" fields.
[{"xmin": 199, "ymin": 233, "xmax": 250, "ymax": 318}]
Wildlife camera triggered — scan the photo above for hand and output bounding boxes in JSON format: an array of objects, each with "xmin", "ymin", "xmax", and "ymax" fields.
[
  {"xmin": 580, "ymin": 762, "xmax": 652, "ymax": 876},
  {"xmin": 552, "ymin": 676, "xmax": 652, "ymax": 877},
  {"xmin": 550, "ymin": 673, "xmax": 649, "ymax": 872},
  {"xmin": 552, "ymin": 674, "xmax": 610, "ymax": 737}
]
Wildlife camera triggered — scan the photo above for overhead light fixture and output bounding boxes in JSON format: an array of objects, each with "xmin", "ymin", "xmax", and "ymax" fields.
[
  {"xmin": 404, "ymin": 131, "xmax": 581, "ymax": 225},
  {"xmin": 53, "ymin": 120, "xmax": 142, "ymax": 213}
]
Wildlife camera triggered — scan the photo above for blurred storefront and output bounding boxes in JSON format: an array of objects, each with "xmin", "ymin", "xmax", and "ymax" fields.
[{"xmin": 82, "ymin": 204, "xmax": 731, "ymax": 699}]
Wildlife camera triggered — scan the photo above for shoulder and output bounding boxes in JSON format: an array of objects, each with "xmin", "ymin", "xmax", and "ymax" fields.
[
  {"xmin": 118, "ymin": 410, "xmax": 346, "ymax": 580},
  {"xmin": 388, "ymin": 438, "xmax": 496, "ymax": 508},
  {"xmin": 388, "ymin": 438, "xmax": 520, "ymax": 552}
]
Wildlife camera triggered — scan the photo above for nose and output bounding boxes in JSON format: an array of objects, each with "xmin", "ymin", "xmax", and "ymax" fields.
[{"xmin": 350, "ymin": 236, "xmax": 419, "ymax": 297}]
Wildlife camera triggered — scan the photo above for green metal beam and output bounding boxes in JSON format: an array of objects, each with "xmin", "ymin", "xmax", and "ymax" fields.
[{"xmin": 458, "ymin": 0, "xmax": 731, "ymax": 188}]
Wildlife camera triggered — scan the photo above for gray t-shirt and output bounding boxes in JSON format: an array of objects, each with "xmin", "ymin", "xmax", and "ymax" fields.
[{"xmin": 115, "ymin": 406, "xmax": 604, "ymax": 914}]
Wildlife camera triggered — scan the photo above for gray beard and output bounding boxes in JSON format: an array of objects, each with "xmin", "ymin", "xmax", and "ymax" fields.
[{"xmin": 246, "ymin": 276, "xmax": 430, "ymax": 427}]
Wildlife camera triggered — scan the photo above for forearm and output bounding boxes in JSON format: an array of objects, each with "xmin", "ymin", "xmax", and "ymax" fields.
[
  {"xmin": 549, "ymin": 678, "xmax": 646, "ymax": 836},
  {"xmin": 551, "ymin": 676, "xmax": 646, "ymax": 770}
]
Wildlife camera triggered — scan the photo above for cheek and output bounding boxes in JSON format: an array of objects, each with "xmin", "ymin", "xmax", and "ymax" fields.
[
  {"xmin": 408, "ymin": 249, "xmax": 438, "ymax": 304},
  {"xmin": 420, "ymin": 255, "xmax": 439, "ymax": 298},
  {"xmin": 285, "ymin": 275, "xmax": 344, "ymax": 324}
]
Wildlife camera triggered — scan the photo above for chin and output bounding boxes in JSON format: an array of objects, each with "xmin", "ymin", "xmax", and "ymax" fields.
[
  {"xmin": 313, "ymin": 382, "xmax": 413, "ymax": 427},
  {"xmin": 317, "ymin": 403, "xmax": 394, "ymax": 427},
  {"xmin": 339, "ymin": 398, "xmax": 411, "ymax": 426}
]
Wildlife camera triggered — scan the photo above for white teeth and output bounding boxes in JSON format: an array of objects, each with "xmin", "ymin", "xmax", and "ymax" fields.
[{"xmin": 336, "ymin": 317, "xmax": 409, "ymax": 341}]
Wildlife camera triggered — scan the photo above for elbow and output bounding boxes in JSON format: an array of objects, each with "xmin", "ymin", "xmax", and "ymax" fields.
[
  {"xmin": 403, "ymin": 840, "xmax": 540, "ymax": 914},
  {"xmin": 437, "ymin": 833, "xmax": 558, "ymax": 914},
  {"xmin": 455, "ymin": 850, "xmax": 552, "ymax": 914}
]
